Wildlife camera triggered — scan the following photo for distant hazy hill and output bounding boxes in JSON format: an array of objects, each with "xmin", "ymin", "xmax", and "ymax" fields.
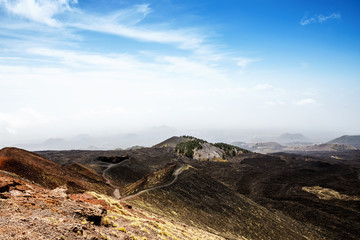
[
  {"xmin": 277, "ymin": 133, "xmax": 309, "ymax": 143},
  {"xmin": 152, "ymin": 136, "xmax": 190, "ymax": 148},
  {"xmin": 328, "ymin": 135, "xmax": 360, "ymax": 149},
  {"xmin": 305, "ymin": 143, "xmax": 358, "ymax": 152},
  {"xmin": 155, "ymin": 136, "xmax": 250, "ymax": 161},
  {"xmin": 250, "ymin": 142, "xmax": 285, "ymax": 153},
  {"xmin": 126, "ymin": 145, "xmax": 146, "ymax": 150},
  {"xmin": 231, "ymin": 141, "xmax": 247, "ymax": 147}
]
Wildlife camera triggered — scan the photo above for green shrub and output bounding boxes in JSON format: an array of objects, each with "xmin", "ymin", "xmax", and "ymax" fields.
[
  {"xmin": 175, "ymin": 137, "xmax": 207, "ymax": 158},
  {"xmin": 176, "ymin": 137, "xmax": 251, "ymax": 159},
  {"xmin": 213, "ymin": 142, "xmax": 251, "ymax": 156}
]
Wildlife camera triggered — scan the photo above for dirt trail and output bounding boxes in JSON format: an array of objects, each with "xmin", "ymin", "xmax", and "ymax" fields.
[
  {"xmin": 102, "ymin": 163, "xmax": 116, "ymax": 185},
  {"xmin": 121, "ymin": 165, "xmax": 185, "ymax": 201},
  {"xmin": 102, "ymin": 160, "xmax": 185, "ymax": 201},
  {"xmin": 102, "ymin": 163, "xmax": 122, "ymax": 199}
]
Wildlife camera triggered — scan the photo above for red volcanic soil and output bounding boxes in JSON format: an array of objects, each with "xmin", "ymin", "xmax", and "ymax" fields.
[{"xmin": 0, "ymin": 147, "xmax": 113, "ymax": 194}]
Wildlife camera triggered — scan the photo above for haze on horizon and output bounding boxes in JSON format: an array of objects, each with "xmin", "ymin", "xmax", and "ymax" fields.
[{"xmin": 0, "ymin": 0, "xmax": 359, "ymax": 146}]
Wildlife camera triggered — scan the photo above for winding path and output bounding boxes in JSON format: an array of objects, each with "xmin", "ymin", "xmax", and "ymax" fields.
[
  {"xmin": 102, "ymin": 162, "xmax": 123, "ymax": 199},
  {"xmin": 102, "ymin": 163, "xmax": 116, "ymax": 185},
  {"xmin": 102, "ymin": 159, "xmax": 186, "ymax": 201},
  {"xmin": 121, "ymin": 165, "xmax": 185, "ymax": 201}
]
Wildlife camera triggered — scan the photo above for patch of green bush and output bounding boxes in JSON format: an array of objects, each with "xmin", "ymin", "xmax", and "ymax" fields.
[
  {"xmin": 176, "ymin": 137, "xmax": 251, "ymax": 159},
  {"xmin": 213, "ymin": 142, "xmax": 251, "ymax": 156},
  {"xmin": 176, "ymin": 137, "xmax": 207, "ymax": 158}
]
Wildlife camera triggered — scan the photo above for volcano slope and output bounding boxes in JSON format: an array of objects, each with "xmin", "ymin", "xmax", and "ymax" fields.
[
  {"xmin": 35, "ymin": 139, "xmax": 359, "ymax": 240},
  {"xmin": 40, "ymin": 149, "xmax": 324, "ymax": 240},
  {"xmin": 0, "ymin": 147, "xmax": 113, "ymax": 195},
  {"xmin": 195, "ymin": 152, "xmax": 360, "ymax": 240},
  {"xmin": 0, "ymin": 167, "xmax": 225, "ymax": 240}
]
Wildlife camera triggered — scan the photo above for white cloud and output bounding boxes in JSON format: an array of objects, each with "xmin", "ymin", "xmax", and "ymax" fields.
[
  {"xmin": 70, "ymin": 20, "xmax": 204, "ymax": 51},
  {"xmin": 300, "ymin": 13, "xmax": 341, "ymax": 26},
  {"xmin": 300, "ymin": 16, "xmax": 316, "ymax": 26},
  {"xmin": 318, "ymin": 13, "xmax": 341, "ymax": 23},
  {"xmin": 0, "ymin": 0, "xmax": 77, "ymax": 27},
  {"xmin": 0, "ymin": 108, "xmax": 54, "ymax": 134},
  {"xmin": 160, "ymin": 56, "xmax": 227, "ymax": 80},
  {"xmin": 182, "ymin": 87, "xmax": 245, "ymax": 98},
  {"xmin": 21, "ymin": 47, "xmax": 229, "ymax": 85},
  {"xmin": 26, "ymin": 47, "xmax": 136, "ymax": 69},
  {"xmin": 265, "ymin": 100, "xmax": 285, "ymax": 106},
  {"xmin": 254, "ymin": 84, "xmax": 274, "ymax": 90},
  {"xmin": 0, "ymin": 1, "xmax": 209, "ymax": 53},
  {"xmin": 235, "ymin": 57, "xmax": 260, "ymax": 69},
  {"xmin": 295, "ymin": 98, "xmax": 317, "ymax": 105},
  {"xmin": 106, "ymin": 4, "xmax": 151, "ymax": 26}
]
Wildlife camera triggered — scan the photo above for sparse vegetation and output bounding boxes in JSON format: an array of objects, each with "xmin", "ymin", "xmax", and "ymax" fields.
[
  {"xmin": 175, "ymin": 137, "xmax": 207, "ymax": 158},
  {"xmin": 213, "ymin": 158, "xmax": 228, "ymax": 162},
  {"xmin": 302, "ymin": 186, "xmax": 360, "ymax": 201},
  {"xmin": 181, "ymin": 135, "xmax": 200, "ymax": 140},
  {"xmin": 176, "ymin": 137, "xmax": 250, "ymax": 159},
  {"xmin": 117, "ymin": 227, "xmax": 127, "ymax": 233},
  {"xmin": 102, "ymin": 217, "xmax": 111, "ymax": 227},
  {"xmin": 213, "ymin": 142, "xmax": 251, "ymax": 156}
]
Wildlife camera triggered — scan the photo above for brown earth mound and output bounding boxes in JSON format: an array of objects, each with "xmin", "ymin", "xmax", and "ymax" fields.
[{"xmin": 0, "ymin": 147, "xmax": 113, "ymax": 194}]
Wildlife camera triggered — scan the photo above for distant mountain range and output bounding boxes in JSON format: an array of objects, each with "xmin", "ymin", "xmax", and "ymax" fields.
[
  {"xmin": 232, "ymin": 134, "xmax": 360, "ymax": 153},
  {"xmin": 277, "ymin": 133, "xmax": 310, "ymax": 143},
  {"xmin": 249, "ymin": 133, "xmax": 312, "ymax": 145},
  {"xmin": 300, "ymin": 143, "xmax": 357, "ymax": 152},
  {"xmin": 9, "ymin": 131, "xmax": 360, "ymax": 154},
  {"xmin": 12, "ymin": 126, "xmax": 182, "ymax": 151}
]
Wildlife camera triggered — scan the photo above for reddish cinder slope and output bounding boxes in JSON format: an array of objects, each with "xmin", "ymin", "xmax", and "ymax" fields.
[{"xmin": 0, "ymin": 147, "xmax": 113, "ymax": 194}]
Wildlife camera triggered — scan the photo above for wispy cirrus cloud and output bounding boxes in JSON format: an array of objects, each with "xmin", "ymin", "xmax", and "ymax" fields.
[
  {"xmin": 0, "ymin": 0, "xmax": 77, "ymax": 27},
  {"xmin": 0, "ymin": 0, "xmax": 259, "ymax": 70},
  {"xmin": 235, "ymin": 57, "xmax": 261, "ymax": 69},
  {"xmin": 0, "ymin": 0, "xmax": 207, "ymax": 53},
  {"xmin": 300, "ymin": 13, "xmax": 341, "ymax": 26},
  {"xmin": 72, "ymin": 20, "xmax": 204, "ymax": 51}
]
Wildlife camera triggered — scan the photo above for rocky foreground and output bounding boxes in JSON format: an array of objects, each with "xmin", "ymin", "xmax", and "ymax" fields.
[{"xmin": 0, "ymin": 171, "xmax": 227, "ymax": 240}]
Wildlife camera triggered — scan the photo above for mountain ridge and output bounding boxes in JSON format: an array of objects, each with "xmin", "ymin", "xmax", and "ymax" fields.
[{"xmin": 328, "ymin": 135, "xmax": 360, "ymax": 149}]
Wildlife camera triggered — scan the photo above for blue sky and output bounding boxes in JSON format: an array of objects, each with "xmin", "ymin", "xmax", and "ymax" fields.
[{"xmin": 0, "ymin": 0, "xmax": 359, "ymax": 143}]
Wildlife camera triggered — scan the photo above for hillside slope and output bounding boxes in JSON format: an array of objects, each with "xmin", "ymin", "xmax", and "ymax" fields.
[
  {"xmin": 0, "ymin": 171, "xmax": 225, "ymax": 240},
  {"xmin": 197, "ymin": 153, "xmax": 360, "ymax": 240},
  {"xmin": 152, "ymin": 136, "xmax": 190, "ymax": 148},
  {"xmin": 0, "ymin": 147, "xmax": 113, "ymax": 194},
  {"xmin": 127, "ymin": 167, "xmax": 326, "ymax": 240},
  {"xmin": 328, "ymin": 135, "xmax": 360, "ymax": 149},
  {"xmin": 37, "ymin": 143, "xmax": 360, "ymax": 240}
]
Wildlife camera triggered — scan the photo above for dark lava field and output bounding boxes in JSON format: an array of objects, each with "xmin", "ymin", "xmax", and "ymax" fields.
[{"xmin": 35, "ymin": 145, "xmax": 360, "ymax": 240}]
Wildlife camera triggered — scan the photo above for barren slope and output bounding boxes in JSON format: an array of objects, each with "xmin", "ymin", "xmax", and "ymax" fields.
[
  {"xmin": 37, "ymin": 145, "xmax": 360, "ymax": 239},
  {"xmin": 0, "ymin": 147, "xmax": 113, "ymax": 194},
  {"xmin": 0, "ymin": 171, "xmax": 225, "ymax": 240}
]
